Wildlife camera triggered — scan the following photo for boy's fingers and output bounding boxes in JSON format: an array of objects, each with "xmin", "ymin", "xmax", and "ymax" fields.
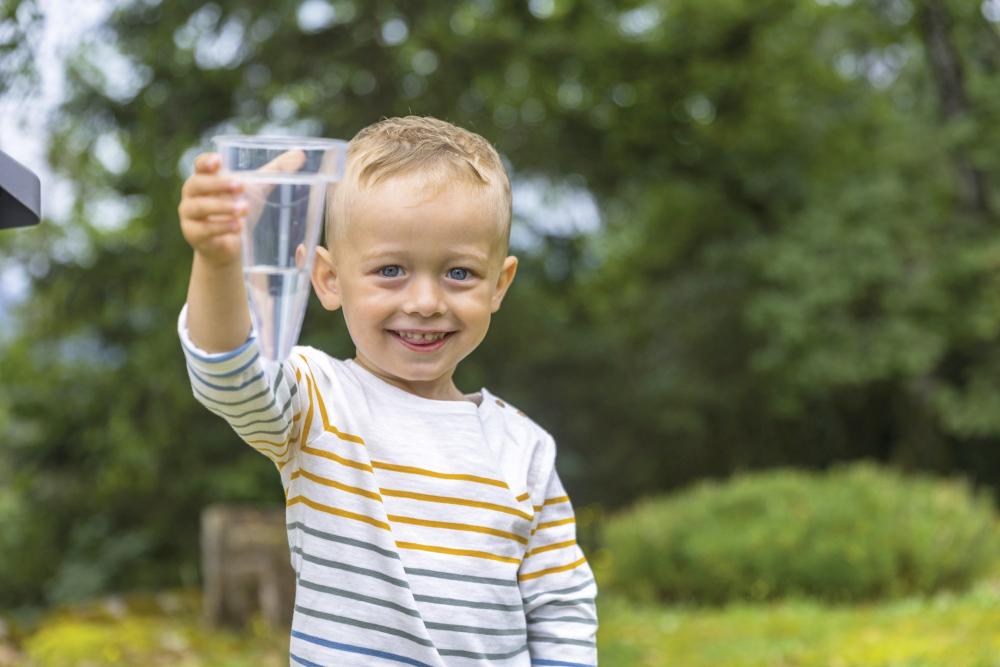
[
  {"xmin": 185, "ymin": 217, "xmax": 242, "ymax": 242},
  {"xmin": 258, "ymin": 149, "xmax": 306, "ymax": 174},
  {"xmin": 180, "ymin": 196, "xmax": 248, "ymax": 221},
  {"xmin": 181, "ymin": 176, "xmax": 244, "ymax": 199},
  {"xmin": 194, "ymin": 153, "xmax": 222, "ymax": 174}
]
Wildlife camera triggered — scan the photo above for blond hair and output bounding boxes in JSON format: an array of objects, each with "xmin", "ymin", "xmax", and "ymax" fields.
[{"xmin": 326, "ymin": 116, "xmax": 511, "ymax": 253}]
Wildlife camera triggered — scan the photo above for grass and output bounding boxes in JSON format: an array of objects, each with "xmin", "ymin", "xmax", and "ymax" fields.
[
  {"xmin": 598, "ymin": 579, "xmax": 1000, "ymax": 666},
  {"xmin": 2, "ymin": 580, "xmax": 999, "ymax": 666}
]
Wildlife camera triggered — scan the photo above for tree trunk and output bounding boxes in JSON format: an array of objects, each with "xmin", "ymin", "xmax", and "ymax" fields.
[
  {"xmin": 201, "ymin": 504, "xmax": 295, "ymax": 630},
  {"xmin": 917, "ymin": 0, "xmax": 992, "ymax": 216}
]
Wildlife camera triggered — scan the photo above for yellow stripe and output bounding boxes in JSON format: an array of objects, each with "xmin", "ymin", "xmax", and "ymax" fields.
[
  {"xmin": 532, "ymin": 517, "xmax": 576, "ymax": 535},
  {"xmin": 302, "ymin": 445, "xmax": 373, "ymax": 473},
  {"xmin": 299, "ymin": 355, "xmax": 366, "ymax": 445},
  {"xmin": 396, "ymin": 541, "xmax": 521, "ymax": 564},
  {"xmin": 387, "ymin": 514, "xmax": 528, "ymax": 545},
  {"xmin": 518, "ymin": 556, "xmax": 586, "ymax": 581},
  {"xmin": 299, "ymin": 373, "xmax": 315, "ymax": 450},
  {"xmin": 371, "ymin": 461, "xmax": 509, "ymax": 489},
  {"xmin": 516, "ymin": 492, "xmax": 530, "ymax": 502},
  {"xmin": 545, "ymin": 495, "xmax": 570, "ymax": 506},
  {"xmin": 249, "ymin": 438, "xmax": 289, "ymax": 449},
  {"xmin": 287, "ymin": 495, "xmax": 390, "ymax": 530},
  {"xmin": 524, "ymin": 539, "xmax": 576, "ymax": 559},
  {"xmin": 380, "ymin": 488, "xmax": 532, "ymax": 521},
  {"xmin": 292, "ymin": 469, "xmax": 383, "ymax": 501}
]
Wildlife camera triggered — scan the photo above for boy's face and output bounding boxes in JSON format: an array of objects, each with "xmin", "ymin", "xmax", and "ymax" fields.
[{"xmin": 311, "ymin": 173, "xmax": 517, "ymax": 400}]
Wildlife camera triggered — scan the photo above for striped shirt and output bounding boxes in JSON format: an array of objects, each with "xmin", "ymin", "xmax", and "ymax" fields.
[{"xmin": 178, "ymin": 307, "xmax": 598, "ymax": 667}]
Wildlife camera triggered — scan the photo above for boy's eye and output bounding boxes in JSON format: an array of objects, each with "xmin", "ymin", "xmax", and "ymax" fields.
[
  {"xmin": 378, "ymin": 265, "xmax": 403, "ymax": 278},
  {"xmin": 448, "ymin": 268, "xmax": 471, "ymax": 281}
]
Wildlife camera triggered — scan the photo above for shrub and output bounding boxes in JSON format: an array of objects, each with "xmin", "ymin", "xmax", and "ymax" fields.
[{"xmin": 602, "ymin": 462, "xmax": 999, "ymax": 604}]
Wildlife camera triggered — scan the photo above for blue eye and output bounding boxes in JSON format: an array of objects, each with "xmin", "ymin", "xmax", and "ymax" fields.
[
  {"xmin": 379, "ymin": 265, "xmax": 402, "ymax": 278},
  {"xmin": 448, "ymin": 268, "xmax": 470, "ymax": 281}
]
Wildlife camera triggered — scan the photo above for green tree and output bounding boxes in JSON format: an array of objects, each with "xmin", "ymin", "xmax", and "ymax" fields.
[{"xmin": 3, "ymin": 0, "xmax": 1000, "ymax": 608}]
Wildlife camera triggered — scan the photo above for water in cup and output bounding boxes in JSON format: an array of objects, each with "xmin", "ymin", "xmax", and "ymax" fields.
[{"xmin": 213, "ymin": 136, "xmax": 347, "ymax": 362}]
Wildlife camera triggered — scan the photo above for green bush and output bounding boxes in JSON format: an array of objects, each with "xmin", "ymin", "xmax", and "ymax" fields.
[{"xmin": 602, "ymin": 462, "xmax": 999, "ymax": 604}]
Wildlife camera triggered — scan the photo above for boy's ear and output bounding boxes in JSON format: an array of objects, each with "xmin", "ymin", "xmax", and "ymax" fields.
[
  {"xmin": 490, "ymin": 255, "xmax": 518, "ymax": 313},
  {"xmin": 311, "ymin": 246, "xmax": 342, "ymax": 311}
]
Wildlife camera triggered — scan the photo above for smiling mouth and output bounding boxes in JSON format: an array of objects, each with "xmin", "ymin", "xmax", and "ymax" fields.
[{"xmin": 388, "ymin": 330, "xmax": 455, "ymax": 349}]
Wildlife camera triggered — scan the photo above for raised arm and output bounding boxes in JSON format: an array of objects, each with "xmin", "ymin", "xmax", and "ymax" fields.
[
  {"xmin": 179, "ymin": 152, "xmax": 252, "ymax": 352},
  {"xmin": 177, "ymin": 152, "xmax": 307, "ymax": 470}
]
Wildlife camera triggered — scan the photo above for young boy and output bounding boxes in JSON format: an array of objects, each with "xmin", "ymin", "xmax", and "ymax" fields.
[{"xmin": 177, "ymin": 116, "xmax": 598, "ymax": 666}]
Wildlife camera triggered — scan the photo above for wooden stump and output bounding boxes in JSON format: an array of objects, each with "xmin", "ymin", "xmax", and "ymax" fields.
[{"xmin": 201, "ymin": 504, "xmax": 295, "ymax": 629}]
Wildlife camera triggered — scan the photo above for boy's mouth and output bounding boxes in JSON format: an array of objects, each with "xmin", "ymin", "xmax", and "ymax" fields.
[{"xmin": 389, "ymin": 329, "xmax": 454, "ymax": 351}]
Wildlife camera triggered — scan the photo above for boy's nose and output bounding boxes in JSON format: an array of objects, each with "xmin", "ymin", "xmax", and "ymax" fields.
[{"xmin": 402, "ymin": 275, "xmax": 447, "ymax": 317}]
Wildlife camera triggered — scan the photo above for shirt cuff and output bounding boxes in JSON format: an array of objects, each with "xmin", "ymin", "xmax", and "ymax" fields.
[{"xmin": 177, "ymin": 303, "xmax": 258, "ymax": 375}]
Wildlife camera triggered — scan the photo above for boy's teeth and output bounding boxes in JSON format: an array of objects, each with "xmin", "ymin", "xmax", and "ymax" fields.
[{"xmin": 398, "ymin": 331, "xmax": 446, "ymax": 342}]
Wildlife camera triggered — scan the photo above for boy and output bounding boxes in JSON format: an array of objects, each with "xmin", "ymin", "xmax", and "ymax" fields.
[{"xmin": 177, "ymin": 116, "xmax": 598, "ymax": 666}]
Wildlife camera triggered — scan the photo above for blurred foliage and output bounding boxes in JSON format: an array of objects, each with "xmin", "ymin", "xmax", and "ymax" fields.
[
  {"xmin": 0, "ymin": 0, "xmax": 42, "ymax": 96},
  {"xmin": 3, "ymin": 0, "xmax": 1000, "ymax": 609},
  {"xmin": 602, "ymin": 462, "xmax": 999, "ymax": 603}
]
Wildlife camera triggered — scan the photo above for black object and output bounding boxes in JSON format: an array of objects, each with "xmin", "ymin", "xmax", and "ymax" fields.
[{"xmin": 0, "ymin": 149, "xmax": 41, "ymax": 228}]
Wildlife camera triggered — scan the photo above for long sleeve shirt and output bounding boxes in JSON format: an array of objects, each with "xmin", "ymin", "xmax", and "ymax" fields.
[{"xmin": 178, "ymin": 307, "xmax": 598, "ymax": 666}]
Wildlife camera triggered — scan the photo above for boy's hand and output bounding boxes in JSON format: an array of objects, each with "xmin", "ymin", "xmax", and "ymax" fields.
[{"xmin": 178, "ymin": 153, "xmax": 247, "ymax": 267}]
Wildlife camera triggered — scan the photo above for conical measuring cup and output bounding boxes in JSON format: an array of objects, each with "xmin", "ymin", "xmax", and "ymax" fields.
[{"xmin": 213, "ymin": 135, "xmax": 347, "ymax": 362}]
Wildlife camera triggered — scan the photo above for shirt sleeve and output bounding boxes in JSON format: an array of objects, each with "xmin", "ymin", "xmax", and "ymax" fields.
[
  {"xmin": 518, "ymin": 444, "xmax": 599, "ymax": 666},
  {"xmin": 177, "ymin": 304, "xmax": 304, "ymax": 469}
]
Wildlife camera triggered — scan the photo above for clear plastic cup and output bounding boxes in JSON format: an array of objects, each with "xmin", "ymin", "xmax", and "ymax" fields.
[{"xmin": 212, "ymin": 135, "xmax": 347, "ymax": 362}]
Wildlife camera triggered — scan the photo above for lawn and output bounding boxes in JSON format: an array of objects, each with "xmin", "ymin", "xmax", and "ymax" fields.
[{"xmin": 2, "ymin": 579, "xmax": 998, "ymax": 666}]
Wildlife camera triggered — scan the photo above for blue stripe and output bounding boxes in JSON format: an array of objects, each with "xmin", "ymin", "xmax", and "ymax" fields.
[
  {"xmin": 188, "ymin": 364, "xmax": 265, "ymax": 391},
  {"xmin": 290, "ymin": 653, "xmax": 324, "ymax": 667},
  {"xmin": 181, "ymin": 332, "xmax": 254, "ymax": 362},
  {"xmin": 291, "ymin": 631, "xmax": 435, "ymax": 667},
  {"xmin": 193, "ymin": 351, "xmax": 260, "ymax": 378},
  {"xmin": 532, "ymin": 660, "xmax": 596, "ymax": 667}
]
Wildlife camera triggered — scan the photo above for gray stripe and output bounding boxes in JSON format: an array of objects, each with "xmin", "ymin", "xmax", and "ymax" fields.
[
  {"xmin": 236, "ymin": 426, "xmax": 286, "ymax": 437},
  {"xmin": 291, "ymin": 546, "xmax": 410, "ymax": 589},
  {"xmin": 438, "ymin": 643, "xmax": 530, "ymax": 660},
  {"xmin": 528, "ymin": 634, "xmax": 596, "ymax": 647},
  {"xmin": 549, "ymin": 597, "xmax": 595, "ymax": 607},
  {"xmin": 522, "ymin": 579, "xmax": 595, "ymax": 604},
  {"xmin": 188, "ymin": 364, "xmax": 265, "ymax": 391},
  {"xmin": 404, "ymin": 567, "xmax": 518, "ymax": 588},
  {"xmin": 295, "ymin": 605, "xmax": 434, "ymax": 647},
  {"xmin": 287, "ymin": 524, "xmax": 525, "ymax": 612},
  {"xmin": 297, "ymin": 578, "xmax": 421, "ymax": 618},
  {"xmin": 424, "ymin": 619, "xmax": 526, "ymax": 636},
  {"xmin": 201, "ymin": 388, "xmax": 278, "ymax": 419},
  {"xmin": 230, "ymin": 396, "xmax": 292, "ymax": 430},
  {"xmin": 413, "ymin": 593, "xmax": 523, "ymax": 612},
  {"xmin": 527, "ymin": 615, "xmax": 598, "ymax": 625},
  {"xmin": 205, "ymin": 371, "xmax": 292, "ymax": 420},
  {"xmin": 194, "ymin": 384, "xmax": 270, "ymax": 407},
  {"xmin": 287, "ymin": 522, "xmax": 401, "ymax": 560}
]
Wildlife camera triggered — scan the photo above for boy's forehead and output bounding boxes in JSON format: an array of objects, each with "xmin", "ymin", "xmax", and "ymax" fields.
[{"xmin": 340, "ymin": 175, "xmax": 506, "ymax": 251}]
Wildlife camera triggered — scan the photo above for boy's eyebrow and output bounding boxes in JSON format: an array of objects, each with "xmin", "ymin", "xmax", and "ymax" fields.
[{"xmin": 358, "ymin": 247, "xmax": 492, "ymax": 265}]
